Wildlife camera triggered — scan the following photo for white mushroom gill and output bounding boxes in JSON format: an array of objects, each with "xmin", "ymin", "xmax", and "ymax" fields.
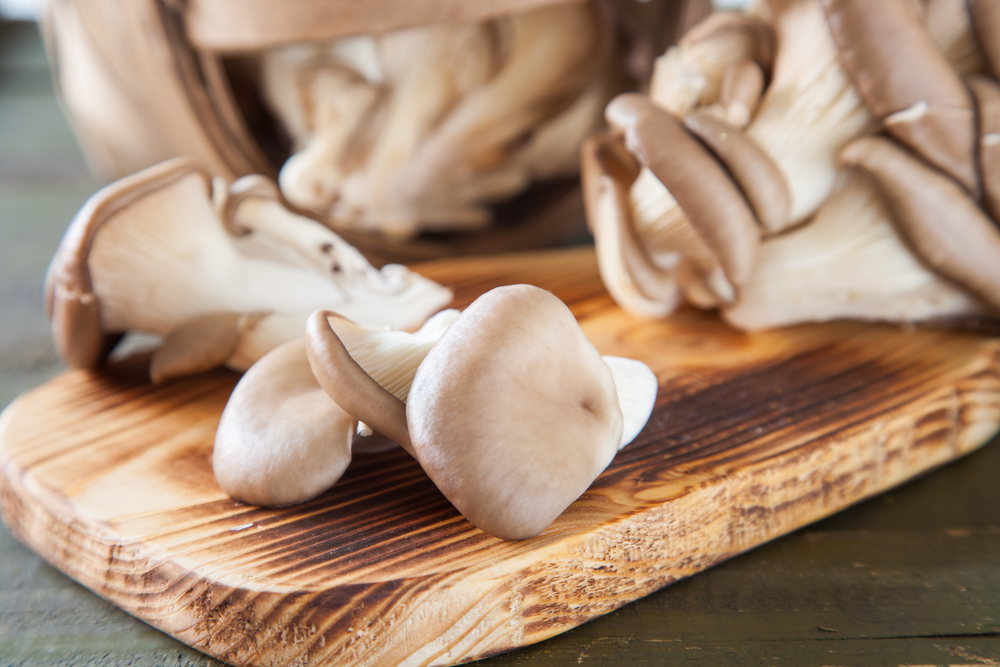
[
  {"xmin": 722, "ymin": 170, "xmax": 986, "ymax": 330},
  {"xmin": 743, "ymin": 0, "xmax": 873, "ymax": 227},
  {"xmin": 628, "ymin": 167, "xmax": 735, "ymax": 306}
]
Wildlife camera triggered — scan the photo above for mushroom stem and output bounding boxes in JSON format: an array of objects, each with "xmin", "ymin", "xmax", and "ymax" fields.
[
  {"xmin": 719, "ymin": 58, "xmax": 765, "ymax": 127},
  {"xmin": 305, "ymin": 310, "xmax": 414, "ymax": 454}
]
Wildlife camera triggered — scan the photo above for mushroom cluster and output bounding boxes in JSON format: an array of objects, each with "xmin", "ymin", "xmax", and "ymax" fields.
[
  {"xmin": 261, "ymin": 2, "xmax": 616, "ymax": 239},
  {"xmin": 584, "ymin": 0, "xmax": 1000, "ymax": 330},
  {"xmin": 214, "ymin": 285, "xmax": 659, "ymax": 540},
  {"xmin": 46, "ymin": 157, "xmax": 453, "ymax": 380}
]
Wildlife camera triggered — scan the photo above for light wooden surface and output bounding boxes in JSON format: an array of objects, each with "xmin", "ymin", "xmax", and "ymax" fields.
[{"xmin": 2, "ymin": 245, "xmax": 1000, "ymax": 667}]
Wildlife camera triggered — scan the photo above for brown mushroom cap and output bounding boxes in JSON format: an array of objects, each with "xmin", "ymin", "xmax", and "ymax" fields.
[
  {"xmin": 45, "ymin": 158, "xmax": 212, "ymax": 369},
  {"xmin": 606, "ymin": 93, "xmax": 760, "ymax": 286},
  {"xmin": 841, "ymin": 135, "xmax": 1000, "ymax": 312},
  {"xmin": 150, "ymin": 311, "xmax": 244, "ymax": 384},
  {"xmin": 305, "ymin": 310, "xmax": 414, "ymax": 453},
  {"xmin": 968, "ymin": 0, "xmax": 1000, "ymax": 80},
  {"xmin": 822, "ymin": 0, "xmax": 979, "ymax": 195},
  {"xmin": 405, "ymin": 284, "xmax": 623, "ymax": 541},
  {"xmin": 683, "ymin": 108, "xmax": 792, "ymax": 233},
  {"xmin": 968, "ymin": 75, "xmax": 1000, "ymax": 224},
  {"xmin": 213, "ymin": 339, "xmax": 356, "ymax": 507}
]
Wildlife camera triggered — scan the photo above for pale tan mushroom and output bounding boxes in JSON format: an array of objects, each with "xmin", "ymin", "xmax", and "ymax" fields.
[
  {"xmin": 213, "ymin": 309, "xmax": 460, "ymax": 506},
  {"xmin": 45, "ymin": 158, "xmax": 453, "ymax": 380},
  {"xmin": 581, "ymin": 92, "xmax": 761, "ymax": 318},
  {"xmin": 213, "ymin": 339, "xmax": 357, "ymax": 507},
  {"xmin": 263, "ymin": 3, "xmax": 613, "ymax": 238},
  {"xmin": 607, "ymin": 93, "xmax": 760, "ymax": 287}
]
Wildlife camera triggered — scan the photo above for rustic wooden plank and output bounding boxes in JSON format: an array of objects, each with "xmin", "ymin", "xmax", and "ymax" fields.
[
  {"xmin": 1, "ymin": 247, "xmax": 999, "ymax": 667},
  {"xmin": 184, "ymin": 0, "xmax": 586, "ymax": 52}
]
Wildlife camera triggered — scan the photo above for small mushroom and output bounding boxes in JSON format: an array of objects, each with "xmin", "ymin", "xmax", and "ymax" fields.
[
  {"xmin": 841, "ymin": 135, "xmax": 1000, "ymax": 312},
  {"xmin": 45, "ymin": 158, "xmax": 453, "ymax": 380},
  {"xmin": 213, "ymin": 309, "xmax": 459, "ymax": 506},
  {"xmin": 213, "ymin": 339, "xmax": 357, "ymax": 507},
  {"xmin": 306, "ymin": 285, "xmax": 658, "ymax": 540},
  {"xmin": 264, "ymin": 3, "xmax": 613, "ymax": 238},
  {"xmin": 718, "ymin": 58, "xmax": 766, "ymax": 127}
]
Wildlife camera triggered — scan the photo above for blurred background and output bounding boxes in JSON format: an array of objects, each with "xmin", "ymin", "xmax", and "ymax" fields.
[{"xmin": 0, "ymin": 0, "xmax": 95, "ymax": 410}]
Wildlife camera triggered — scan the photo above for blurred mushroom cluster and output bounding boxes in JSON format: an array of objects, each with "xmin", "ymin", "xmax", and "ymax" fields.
[
  {"xmin": 584, "ymin": 0, "xmax": 1000, "ymax": 330},
  {"xmin": 42, "ymin": 0, "xmax": 708, "ymax": 260},
  {"xmin": 262, "ymin": 2, "xmax": 615, "ymax": 239}
]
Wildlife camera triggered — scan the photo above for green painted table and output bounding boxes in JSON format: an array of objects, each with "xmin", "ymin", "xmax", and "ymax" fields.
[{"xmin": 1, "ymin": 19, "xmax": 998, "ymax": 667}]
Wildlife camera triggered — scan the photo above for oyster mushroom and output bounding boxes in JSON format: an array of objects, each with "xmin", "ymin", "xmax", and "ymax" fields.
[
  {"xmin": 213, "ymin": 309, "xmax": 459, "ymax": 506},
  {"xmin": 45, "ymin": 157, "xmax": 453, "ymax": 379},
  {"xmin": 306, "ymin": 285, "xmax": 658, "ymax": 540},
  {"xmin": 607, "ymin": 93, "xmax": 760, "ymax": 288}
]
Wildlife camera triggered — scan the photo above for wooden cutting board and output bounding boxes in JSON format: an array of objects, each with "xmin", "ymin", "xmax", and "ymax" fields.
[{"xmin": 2, "ymin": 247, "xmax": 999, "ymax": 667}]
